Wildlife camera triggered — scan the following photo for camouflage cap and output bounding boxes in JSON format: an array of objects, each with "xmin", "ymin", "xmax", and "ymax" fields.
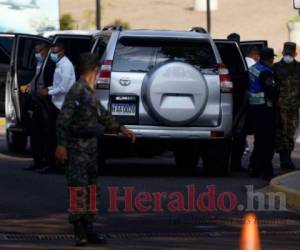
[{"xmin": 283, "ymin": 42, "xmax": 297, "ymax": 55}]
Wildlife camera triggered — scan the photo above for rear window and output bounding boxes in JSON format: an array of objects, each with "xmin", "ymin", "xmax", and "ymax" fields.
[{"xmin": 113, "ymin": 38, "xmax": 217, "ymax": 73}]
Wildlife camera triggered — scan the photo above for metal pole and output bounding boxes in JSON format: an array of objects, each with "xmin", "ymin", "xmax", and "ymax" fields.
[
  {"xmin": 206, "ymin": 0, "xmax": 211, "ymax": 33},
  {"xmin": 96, "ymin": 0, "xmax": 101, "ymax": 30}
]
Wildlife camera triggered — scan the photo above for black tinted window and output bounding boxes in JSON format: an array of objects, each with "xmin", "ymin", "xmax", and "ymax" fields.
[
  {"xmin": 55, "ymin": 37, "xmax": 93, "ymax": 71},
  {"xmin": 240, "ymin": 42, "xmax": 267, "ymax": 57},
  {"xmin": 17, "ymin": 38, "xmax": 37, "ymax": 70},
  {"xmin": 113, "ymin": 38, "xmax": 216, "ymax": 72},
  {"xmin": 45, "ymin": 37, "xmax": 94, "ymax": 80},
  {"xmin": 94, "ymin": 33, "xmax": 112, "ymax": 60},
  {"xmin": 0, "ymin": 37, "xmax": 13, "ymax": 65},
  {"xmin": 216, "ymin": 42, "xmax": 247, "ymax": 74}
]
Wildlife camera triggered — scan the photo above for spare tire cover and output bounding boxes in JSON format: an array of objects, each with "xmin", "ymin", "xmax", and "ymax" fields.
[{"xmin": 142, "ymin": 61, "xmax": 208, "ymax": 126}]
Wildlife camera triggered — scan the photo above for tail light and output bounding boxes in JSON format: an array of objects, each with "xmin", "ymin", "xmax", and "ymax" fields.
[
  {"xmin": 218, "ymin": 64, "xmax": 233, "ymax": 93},
  {"xmin": 211, "ymin": 131, "xmax": 224, "ymax": 138},
  {"xmin": 96, "ymin": 60, "xmax": 113, "ymax": 89}
]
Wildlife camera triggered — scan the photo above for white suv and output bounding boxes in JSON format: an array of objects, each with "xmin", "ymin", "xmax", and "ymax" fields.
[{"xmin": 94, "ymin": 29, "xmax": 233, "ymax": 176}]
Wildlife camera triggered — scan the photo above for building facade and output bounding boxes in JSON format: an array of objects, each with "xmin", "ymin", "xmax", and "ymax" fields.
[{"xmin": 60, "ymin": 0, "xmax": 297, "ymax": 53}]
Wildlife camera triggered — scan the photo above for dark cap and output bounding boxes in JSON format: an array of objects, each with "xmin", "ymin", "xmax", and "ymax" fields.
[
  {"xmin": 227, "ymin": 33, "xmax": 240, "ymax": 43},
  {"xmin": 260, "ymin": 48, "xmax": 276, "ymax": 60},
  {"xmin": 283, "ymin": 42, "xmax": 297, "ymax": 55}
]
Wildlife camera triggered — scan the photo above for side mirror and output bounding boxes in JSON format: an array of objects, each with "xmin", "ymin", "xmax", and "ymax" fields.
[{"xmin": 294, "ymin": 0, "xmax": 300, "ymax": 9}]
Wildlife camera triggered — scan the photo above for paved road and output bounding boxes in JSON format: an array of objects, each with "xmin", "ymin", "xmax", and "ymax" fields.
[{"xmin": 0, "ymin": 127, "xmax": 300, "ymax": 249}]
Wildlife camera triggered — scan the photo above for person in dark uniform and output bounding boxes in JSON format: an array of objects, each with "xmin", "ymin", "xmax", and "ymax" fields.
[
  {"xmin": 274, "ymin": 42, "xmax": 300, "ymax": 170},
  {"xmin": 55, "ymin": 53, "xmax": 136, "ymax": 246},
  {"xmin": 227, "ymin": 33, "xmax": 241, "ymax": 44},
  {"xmin": 247, "ymin": 48, "xmax": 278, "ymax": 180},
  {"xmin": 21, "ymin": 42, "xmax": 49, "ymax": 170}
]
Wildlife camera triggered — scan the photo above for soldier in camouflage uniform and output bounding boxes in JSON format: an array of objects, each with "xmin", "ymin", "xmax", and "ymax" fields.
[
  {"xmin": 274, "ymin": 42, "xmax": 300, "ymax": 170},
  {"xmin": 55, "ymin": 53, "xmax": 136, "ymax": 246}
]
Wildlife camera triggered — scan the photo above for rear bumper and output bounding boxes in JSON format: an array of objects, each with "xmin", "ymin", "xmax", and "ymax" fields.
[
  {"xmin": 117, "ymin": 126, "xmax": 223, "ymax": 139},
  {"xmin": 107, "ymin": 94, "xmax": 233, "ymax": 140},
  {"xmin": 106, "ymin": 118, "xmax": 232, "ymax": 140}
]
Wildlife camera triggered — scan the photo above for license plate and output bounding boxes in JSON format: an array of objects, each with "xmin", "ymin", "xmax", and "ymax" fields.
[{"xmin": 111, "ymin": 103, "xmax": 136, "ymax": 116}]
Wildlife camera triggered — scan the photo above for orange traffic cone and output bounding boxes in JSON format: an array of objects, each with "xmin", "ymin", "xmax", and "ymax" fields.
[{"xmin": 240, "ymin": 213, "xmax": 261, "ymax": 250}]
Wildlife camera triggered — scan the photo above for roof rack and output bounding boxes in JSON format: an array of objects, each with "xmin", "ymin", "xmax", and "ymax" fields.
[
  {"xmin": 189, "ymin": 27, "xmax": 207, "ymax": 33},
  {"xmin": 102, "ymin": 25, "xmax": 123, "ymax": 31}
]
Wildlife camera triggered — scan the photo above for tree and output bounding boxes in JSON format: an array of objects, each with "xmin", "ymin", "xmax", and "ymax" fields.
[
  {"xmin": 60, "ymin": 14, "xmax": 75, "ymax": 30},
  {"xmin": 109, "ymin": 19, "xmax": 131, "ymax": 29}
]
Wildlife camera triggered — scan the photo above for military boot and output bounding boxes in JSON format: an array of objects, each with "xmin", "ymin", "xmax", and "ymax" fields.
[
  {"xmin": 74, "ymin": 221, "xmax": 88, "ymax": 247},
  {"xmin": 83, "ymin": 221, "xmax": 107, "ymax": 244}
]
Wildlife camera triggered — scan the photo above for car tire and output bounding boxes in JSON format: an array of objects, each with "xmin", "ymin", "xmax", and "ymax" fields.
[
  {"xmin": 6, "ymin": 130, "xmax": 28, "ymax": 152},
  {"xmin": 174, "ymin": 145, "xmax": 200, "ymax": 170},
  {"xmin": 202, "ymin": 140, "xmax": 232, "ymax": 177}
]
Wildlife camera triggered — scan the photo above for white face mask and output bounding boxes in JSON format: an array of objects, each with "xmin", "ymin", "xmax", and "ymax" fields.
[{"xmin": 283, "ymin": 55, "xmax": 294, "ymax": 64}]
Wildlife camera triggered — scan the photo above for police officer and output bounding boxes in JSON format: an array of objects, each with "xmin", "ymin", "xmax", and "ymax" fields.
[
  {"xmin": 21, "ymin": 42, "xmax": 49, "ymax": 170},
  {"xmin": 55, "ymin": 53, "xmax": 136, "ymax": 246},
  {"xmin": 248, "ymin": 48, "xmax": 277, "ymax": 180},
  {"xmin": 274, "ymin": 42, "xmax": 300, "ymax": 170}
]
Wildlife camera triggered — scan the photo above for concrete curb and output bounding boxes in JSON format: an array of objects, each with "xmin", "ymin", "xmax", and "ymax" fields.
[{"xmin": 270, "ymin": 170, "xmax": 300, "ymax": 209}]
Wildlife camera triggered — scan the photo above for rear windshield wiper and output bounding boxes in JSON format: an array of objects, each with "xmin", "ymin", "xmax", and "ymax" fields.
[{"xmin": 129, "ymin": 69, "xmax": 148, "ymax": 73}]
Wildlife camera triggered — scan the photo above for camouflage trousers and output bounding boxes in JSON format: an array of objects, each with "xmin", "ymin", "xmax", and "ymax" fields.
[
  {"xmin": 275, "ymin": 107, "xmax": 299, "ymax": 152},
  {"xmin": 65, "ymin": 138, "xmax": 99, "ymax": 224}
]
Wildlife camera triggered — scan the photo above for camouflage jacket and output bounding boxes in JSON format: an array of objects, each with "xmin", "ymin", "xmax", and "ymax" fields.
[
  {"xmin": 56, "ymin": 78, "xmax": 122, "ymax": 148},
  {"xmin": 273, "ymin": 60, "xmax": 300, "ymax": 107}
]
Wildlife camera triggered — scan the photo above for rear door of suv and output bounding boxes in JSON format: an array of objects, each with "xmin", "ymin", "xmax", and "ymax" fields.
[
  {"xmin": 104, "ymin": 34, "xmax": 221, "ymax": 127},
  {"xmin": 0, "ymin": 34, "xmax": 14, "ymax": 117},
  {"xmin": 214, "ymin": 39, "xmax": 249, "ymax": 118},
  {"xmin": 6, "ymin": 34, "xmax": 51, "ymax": 129}
]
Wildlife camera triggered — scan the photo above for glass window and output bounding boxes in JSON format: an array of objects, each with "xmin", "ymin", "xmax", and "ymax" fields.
[
  {"xmin": 156, "ymin": 40, "xmax": 216, "ymax": 70},
  {"xmin": 17, "ymin": 37, "xmax": 36, "ymax": 71},
  {"xmin": 216, "ymin": 42, "xmax": 247, "ymax": 74},
  {"xmin": 113, "ymin": 38, "xmax": 216, "ymax": 73},
  {"xmin": 0, "ymin": 37, "xmax": 14, "ymax": 65}
]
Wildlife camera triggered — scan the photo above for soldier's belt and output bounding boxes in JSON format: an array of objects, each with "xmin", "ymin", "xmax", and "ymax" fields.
[
  {"xmin": 71, "ymin": 131, "xmax": 96, "ymax": 139},
  {"xmin": 70, "ymin": 125, "xmax": 104, "ymax": 139}
]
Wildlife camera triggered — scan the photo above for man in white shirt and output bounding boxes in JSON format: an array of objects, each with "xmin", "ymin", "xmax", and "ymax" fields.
[
  {"xmin": 245, "ymin": 46, "xmax": 260, "ymax": 68},
  {"xmin": 38, "ymin": 42, "xmax": 76, "ymax": 109},
  {"xmin": 38, "ymin": 42, "xmax": 76, "ymax": 173}
]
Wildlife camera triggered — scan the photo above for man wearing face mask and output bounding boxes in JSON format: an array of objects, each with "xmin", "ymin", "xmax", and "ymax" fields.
[
  {"xmin": 274, "ymin": 42, "xmax": 300, "ymax": 170},
  {"xmin": 38, "ymin": 42, "xmax": 76, "ymax": 173},
  {"xmin": 21, "ymin": 42, "xmax": 49, "ymax": 170},
  {"xmin": 55, "ymin": 53, "xmax": 136, "ymax": 246}
]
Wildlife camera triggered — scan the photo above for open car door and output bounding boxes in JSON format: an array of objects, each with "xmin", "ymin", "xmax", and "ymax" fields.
[
  {"xmin": 0, "ymin": 34, "xmax": 14, "ymax": 117},
  {"xmin": 6, "ymin": 34, "xmax": 51, "ymax": 151},
  {"xmin": 239, "ymin": 40, "xmax": 268, "ymax": 58},
  {"xmin": 214, "ymin": 39, "xmax": 249, "ymax": 118}
]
